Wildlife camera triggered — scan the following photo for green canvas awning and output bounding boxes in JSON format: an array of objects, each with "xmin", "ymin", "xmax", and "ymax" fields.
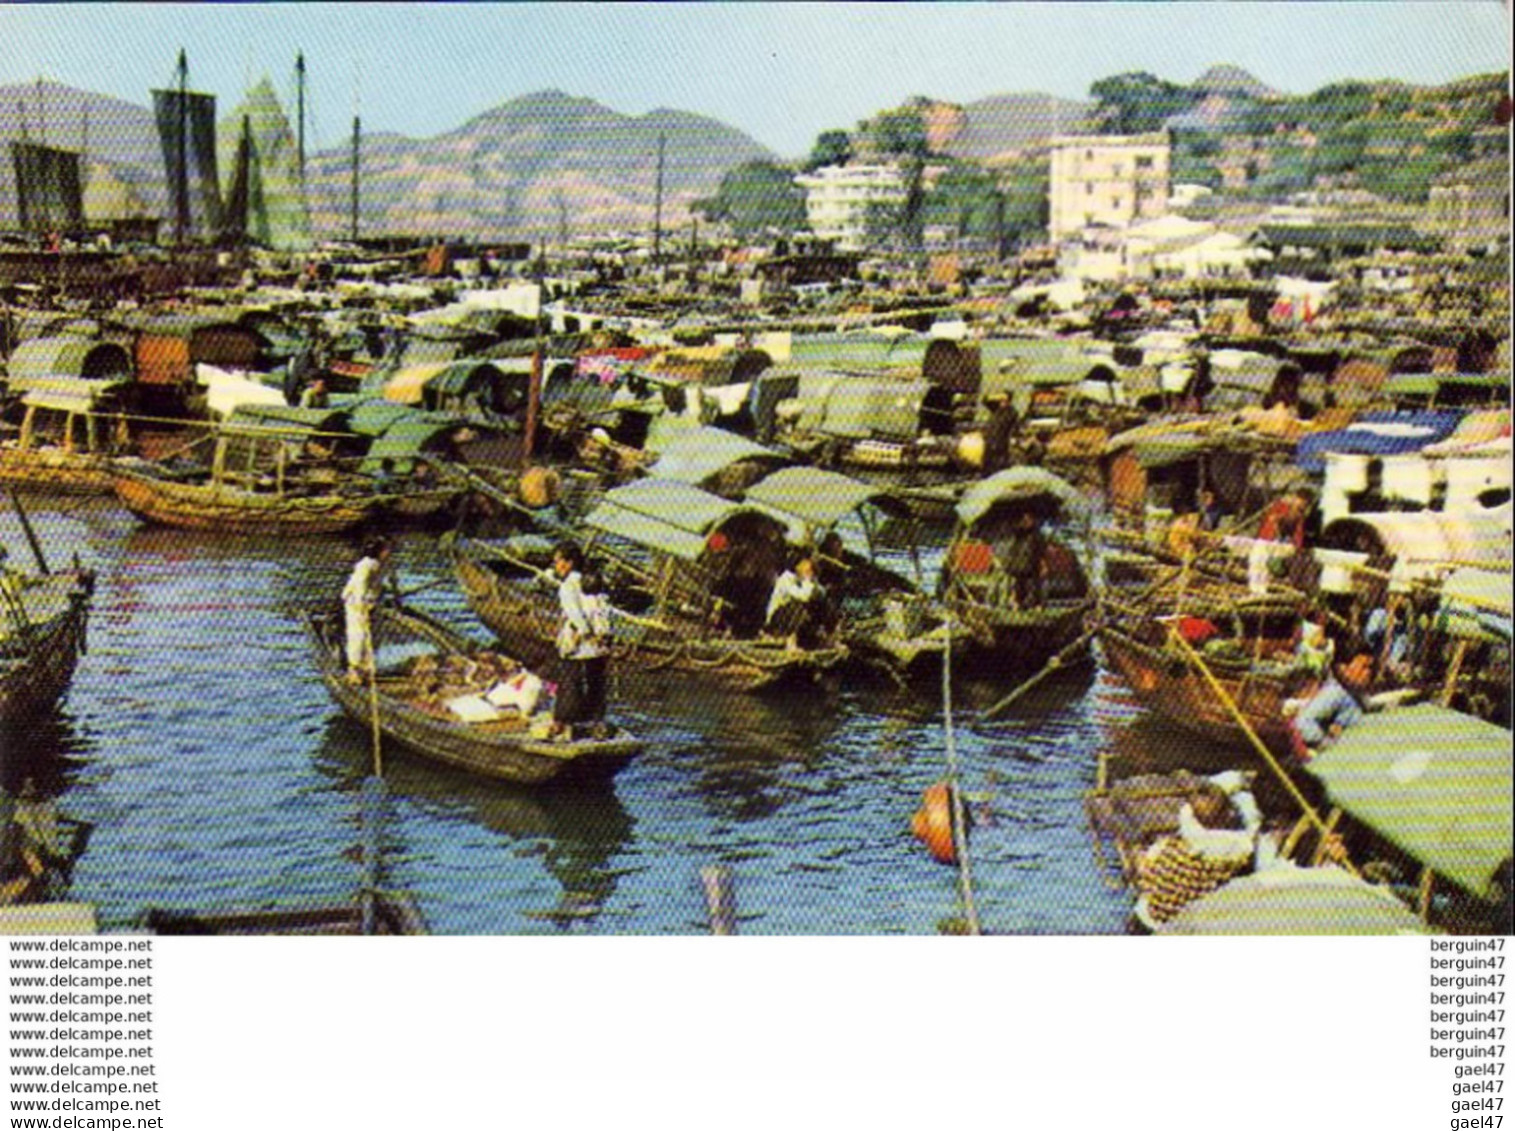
[
  {"xmin": 223, "ymin": 403, "xmax": 350, "ymax": 438},
  {"xmin": 1156, "ymin": 867, "xmax": 1429, "ymax": 935},
  {"xmin": 649, "ymin": 426, "xmax": 787, "ymax": 486},
  {"xmin": 1306, "ymin": 704, "xmax": 1513, "ymax": 900},
  {"xmin": 19, "ymin": 377, "xmax": 130, "ymax": 415},
  {"xmin": 585, "ymin": 478, "xmax": 774, "ymax": 561},
  {"xmin": 744, "ymin": 466, "xmax": 889, "ymax": 531},
  {"xmin": 955, "ymin": 467, "xmax": 1086, "ymax": 528},
  {"xmin": 7, "ymin": 337, "xmax": 132, "ymax": 392},
  {"xmin": 359, "ymin": 420, "xmax": 458, "ymax": 474}
]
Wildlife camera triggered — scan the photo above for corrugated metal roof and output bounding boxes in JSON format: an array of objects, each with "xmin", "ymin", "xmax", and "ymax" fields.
[{"xmin": 955, "ymin": 468, "xmax": 1085, "ymax": 527}]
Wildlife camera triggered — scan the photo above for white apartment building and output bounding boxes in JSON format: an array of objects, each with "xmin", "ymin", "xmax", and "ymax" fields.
[
  {"xmin": 1047, "ymin": 134, "xmax": 1171, "ymax": 241},
  {"xmin": 794, "ymin": 163, "xmax": 907, "ymax": 251}
]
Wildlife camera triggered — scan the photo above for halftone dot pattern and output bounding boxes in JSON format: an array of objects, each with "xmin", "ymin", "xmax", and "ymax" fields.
[{"xmin": 0, "ymin": 3, "xmax": 1509, "ymax": 940}]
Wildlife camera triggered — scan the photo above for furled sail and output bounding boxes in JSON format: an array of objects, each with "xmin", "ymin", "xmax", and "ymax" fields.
[
  {"xmin": 216, "ymin": 77, "xmax": 311, "ymax": 250},
  {"xmin": 153, "ymin": 87, "xmax": 223, "ymax": 240},
  {"xmin": 8, "ymin": 141, "xmax": 84, "ymax": 233}
]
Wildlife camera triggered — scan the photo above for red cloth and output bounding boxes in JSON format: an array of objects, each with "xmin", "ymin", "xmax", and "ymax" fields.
[
  {"xmin": 1177, "ymin": 616, "xmax": 1220, "ymax": 646},
  {"xmin": 954, "ymin": 541, "xmax": 995, "ymax": 575}
]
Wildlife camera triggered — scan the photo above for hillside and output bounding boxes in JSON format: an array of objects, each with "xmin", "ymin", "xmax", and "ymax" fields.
[
  {"xmin": 0, "ymin": 79, "xmax": 166, "ymax": 226},
  {"xmin": 303, "ymin": 89, "xmax": 774, "ymax": 238},
  {"xmin": 947, "ymin": 92, "xmax": 1093, "ymax": 160},
  {"xmin": 0, "ymin": 83, "xmax": 772, "ymax": 240}
]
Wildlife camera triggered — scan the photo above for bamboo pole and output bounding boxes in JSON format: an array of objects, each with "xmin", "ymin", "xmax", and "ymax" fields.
[{"xmin": 700, "ymin": 865, "xmax": 737, "ymax": 936}]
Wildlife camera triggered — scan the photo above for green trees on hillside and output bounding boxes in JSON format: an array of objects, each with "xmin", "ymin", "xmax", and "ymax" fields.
[{"xmin": 691, "ymin": 160, "xmax": 807, "ymax": 238}]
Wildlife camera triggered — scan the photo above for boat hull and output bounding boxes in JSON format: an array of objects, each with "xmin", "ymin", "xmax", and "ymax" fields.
[
  {"xmin": 448, "ymin": 541, "xmax": 847, "ymax": 694},
  {"xmin": 0, "ymin": 575, "xmax": 91, "ymax": 738},
  {"xmin": 0, "ymin": 449, "xmax": 115, "ymax": 495},
  {"xmin": 310, "ymin": 606, "xmax": 644, "ymax": 785},
  {"xmin": 112, "ymin": 469, "xmax": 377, "ymax": 535},
  {"xmin": 1100, "ymin": 625, "xmax": 1297, "ymax": 758}
]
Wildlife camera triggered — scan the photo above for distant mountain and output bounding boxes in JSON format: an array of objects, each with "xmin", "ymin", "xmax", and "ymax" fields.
[
  {"xmin": 1192, "ymin": 65, "xmax": 1278, "ymax": 101},
  {"xmin": 0, "ymin": 79, "xmax": 166, "ymax": 226},
  {"xmin": 304, "ymin": 89, "xmax": 775, "ymax": 239},
  {"xmin": 1, "ymin": 83, "xmax": 771, "ymax": 240},
  {"xmin": 945, "ymin": 93, "xmax": 1093, "ymax": 161}
]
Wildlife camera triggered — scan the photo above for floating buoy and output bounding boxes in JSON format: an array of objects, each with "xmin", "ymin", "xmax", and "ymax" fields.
[
  {"xmin": 519, "ymin": 466, "xmax": 561, "ymax": 509},
  {"xmin": 911, "ymin": 780, "xmax": 959, "ymax": 865}
]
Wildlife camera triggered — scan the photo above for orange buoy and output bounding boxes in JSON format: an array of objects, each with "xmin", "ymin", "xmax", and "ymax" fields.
[{"xmin": 910, "ymin": 781, "xmax": 958, "ymax": 865}]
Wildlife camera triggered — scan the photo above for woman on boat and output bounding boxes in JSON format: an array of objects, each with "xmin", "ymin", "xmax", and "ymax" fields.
[
  {"xmin": 765, "ymin": 551, "xmax": 834, "ymax": 650},
  {"xmin": 550, "ymin": 543, "xmax": 612, "ymax": 741},
  {"xmin": 341, "ymin": 538, "xmax": 391, "ymax": 683},
  {"xmin": 1130, "ymin": 774, "xmax": 1261, "ymax": 933}
]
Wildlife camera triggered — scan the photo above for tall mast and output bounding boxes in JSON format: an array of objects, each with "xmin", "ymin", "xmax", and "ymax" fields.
[
  {"xmin": 349, "ymin": 114, "xmax": 361, "ymax": 243},
  {"xmin": 652, "ymin": 131, "xmax": 665, "ymax": 262},
  {"xmin": 295, "ymin": 52, "xmax": 306, "ymax": 191},
  {"xmin": 175, "ymin": 49, "xmax": 189, "ymax": 246},
  {"xmin": 34, "ymin": 77, "xmax": 45, "ymax": 144}
]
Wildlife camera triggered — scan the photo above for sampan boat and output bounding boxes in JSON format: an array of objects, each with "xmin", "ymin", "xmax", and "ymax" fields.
[{"xmin": 309, "ymin": 601, "xmax": 643, "ymax": 784}]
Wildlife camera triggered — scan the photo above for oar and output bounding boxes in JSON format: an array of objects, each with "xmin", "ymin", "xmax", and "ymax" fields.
[
  {"xmin": 7, "ymin": 487, "xmax": 50, "ymax": 575},
  {"xmin": 358, "ymin": 775, "xmax": 386, "ymax": 936}
]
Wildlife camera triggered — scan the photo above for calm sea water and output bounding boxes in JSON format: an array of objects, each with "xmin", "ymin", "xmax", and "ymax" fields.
[{"xmin": 3, "ymin": 494, "xmax": 1222, "ymax": 935}]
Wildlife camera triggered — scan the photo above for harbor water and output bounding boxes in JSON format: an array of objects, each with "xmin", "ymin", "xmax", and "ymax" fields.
[{"xmin": 3, "ymin": 494, "xmax": 1227, "ymax": 934}]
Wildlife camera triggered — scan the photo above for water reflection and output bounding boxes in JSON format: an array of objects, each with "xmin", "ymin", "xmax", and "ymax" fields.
[{"xmin": 313, "ymin": 713, "xmax": 636, "ymax": 932}]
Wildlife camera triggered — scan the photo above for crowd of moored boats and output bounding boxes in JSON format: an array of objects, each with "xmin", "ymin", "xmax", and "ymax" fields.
[{"xmin": 1, "ymin": 242, "xmax": 1511, "ymax": 935}]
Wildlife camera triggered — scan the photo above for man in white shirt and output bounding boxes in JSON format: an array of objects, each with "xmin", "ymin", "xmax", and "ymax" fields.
[{"xmin": 341, "ymin": 538, "xmax": 391, "ymax": 682}]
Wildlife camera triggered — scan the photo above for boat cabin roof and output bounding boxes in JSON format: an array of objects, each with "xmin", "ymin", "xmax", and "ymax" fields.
[
  {"xmin": 744, "ymin": 466, "xmax": 893, "ymax": 531},
  {"xmin": 586, "ymin": 478, "xmax": 789, "ymax": 561},
  {"xmin": 649, "ymin": 426, "xmax": 788, "ymax": 487},
  {"xmin": 1306, "ymin": 703, "xmax": 1512, "ymax": 900},
  {"xmin": 955, "ymin": 467, "xmax": 1085, "ymax": 528}
]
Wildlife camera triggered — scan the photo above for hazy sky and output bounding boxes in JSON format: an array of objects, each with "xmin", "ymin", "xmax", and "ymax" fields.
[{"xmin": 3, "ymin": 3, "xmax": 1509, "ymax": 157}]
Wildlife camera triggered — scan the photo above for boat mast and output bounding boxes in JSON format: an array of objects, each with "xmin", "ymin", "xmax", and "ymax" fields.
[
  {"xmin": 349, "ymin": 114, "xmax": 360, "ymax": 243},
  {"xmin": 174, "ymin": 49, "xmax": 189, "ymax": 246},
  {"xmin": 652, "ymin": 131, "xmax": 665, "ymax": 263},
  {"xmin": 295, "ymin": 51, "xmax": 306, "ymax": 191}
]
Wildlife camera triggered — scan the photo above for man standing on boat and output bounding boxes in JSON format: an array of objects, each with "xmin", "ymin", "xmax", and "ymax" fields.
[
  {"xmin": 550, "ymin": 542, "xmax": 611, "ymax": 741},
  {"xmin": 342, "ymin": 538, "xmax": 392, "ymax": 684}
]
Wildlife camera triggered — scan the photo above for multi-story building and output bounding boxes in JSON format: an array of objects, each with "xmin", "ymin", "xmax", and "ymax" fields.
[
  {"xmin": 1047, "ymin": 133, "xmax": 1170, "ymax": 240},
  {"xmin": 794, "ymin": 163, "xmax": 907, "ymax": 251}
]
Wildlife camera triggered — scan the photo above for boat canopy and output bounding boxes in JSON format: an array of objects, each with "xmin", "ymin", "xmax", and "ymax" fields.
[
  {"xmin": 1439, "ymin": 567, "xmax": 1512, "ymax": 642},
  {"xmin": 359, "ymin": 419, "xmax": 459, "ymax": 475},
  {"xmin": 1320, "ymin": 513, "xmax": 1510, "ymax": 575},
  {"xmin": 223, "ymin": 403, "xmax": 350, "ymax": 437},
  {"xmin": 1103, "ymin": 420, "xmax": 1217, "ymax": 468},
  {"xmin": 1306, "ymin": 703, "xmax": 1513, "ymax": 900},
  {"xmin": 381, "ymin": 360, "xmax": 522, "ymax": 414},
  {"xmin": 585, "ymin": 478, "xmax": 785, "ymax": 561},
  {"xmin": 649, "ymin": 427, "xmax": 787, "ymax": 486},
  {"xmin": 19, "ymin": 377, "xmax": 131, "ymax": 416},
  {"xmin": 744, "ymin": 466, "xmax": 891, "ymax": 531},
  {"xmin": 1156, "ymin": 868, "xmax": 1428, "ymax": 935},
  {"xmin": 816, "ymin": 376, "xmax": 929, "ymax": 440},
  {"xmin": 343, "ymin": 398, "xmax": 448, "ymax": 438},
  {"xmin": 955, "ymin": 467, "xmax": 1086, "ymax": 528},
  {"xmin": 1295, "ymin": 410, "xmax": 1463, "ymax": 473},
  {"xmin": 789, "ymin": 330, "xmax": 931, "ymax": 372},
  {"xmin": 6, "ymin": 337, "xmax": 132, "ymax": 393}
]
